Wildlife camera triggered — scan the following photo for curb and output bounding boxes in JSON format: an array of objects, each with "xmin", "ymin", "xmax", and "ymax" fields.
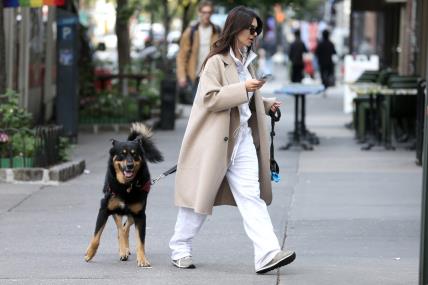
[
  {"xmin": 78, "ymin": 118, "xmax": 159, "ymax": 134},
  {"xmin": 0, "ymin": 159, "xmax": 86, "ymax": 184}
]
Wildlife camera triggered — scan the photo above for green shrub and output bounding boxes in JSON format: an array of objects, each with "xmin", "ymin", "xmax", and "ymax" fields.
[
  {"xmin": 0, "ymin": 89, "xmax": 32, "ymax": 129},
  {"xmin": 59, "ymin": 137, "xmax": 72, "ymax": 162},
  {"xmin": 11, "ymin": 132, "xmax": 36, "ymax": 157}
]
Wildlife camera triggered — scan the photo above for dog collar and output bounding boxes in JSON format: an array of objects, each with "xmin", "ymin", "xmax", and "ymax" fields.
[
  {"xmin": 141, "ymin": 180, "xmax": 151, "ymax": 193},
  {"xmin": 108, "ymin": 179, "xmax": 151, "ymax": 196}
]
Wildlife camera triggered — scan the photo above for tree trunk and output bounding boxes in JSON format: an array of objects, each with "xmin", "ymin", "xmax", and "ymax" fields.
[
  {"xmin": 116, "ymin": 0, "xmax": 131, "ymax": 95},
  {"xmin": 148, "ymin": 0, "xmax": 154, "ymax": 46},
  {"xmin": 181, "ymin": 3, "xmax": 192, "ymax": 35},
  {"xmin": 0, "ymin": 0, "xmax": 6, "ymax": 94},
  {"xmin": 161, "ymin": 0, "xmax": 171, "ymax": 73}
]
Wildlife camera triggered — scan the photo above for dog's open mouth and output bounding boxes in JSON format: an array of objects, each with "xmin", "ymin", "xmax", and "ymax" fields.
[{"xmin": 123, "ymin": 169, "xmax": 134, "ymax": 179}]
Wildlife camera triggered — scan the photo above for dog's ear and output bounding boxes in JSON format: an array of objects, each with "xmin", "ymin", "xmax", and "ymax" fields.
[
  {"xmin": 138, "ymin": 138, "xmax": 164, "ymax": 163},
  {"xmin": 109, "ymin": 139, "xmax": 118, "ymax": 156}
]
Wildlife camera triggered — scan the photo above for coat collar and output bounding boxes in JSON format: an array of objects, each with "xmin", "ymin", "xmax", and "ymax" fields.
[
  {"xmin": 220, "ymin": 48, "xmax": 258, "ymax": 84},
  {"xmin": 220, "ymin": 53, "xmax": 234, "ymax": 66},
  {"xmin": 229, "ymin": 48, "xmax": 257, "ymax": 69}
]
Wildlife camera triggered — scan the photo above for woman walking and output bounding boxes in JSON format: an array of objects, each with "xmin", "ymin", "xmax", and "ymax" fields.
[{"xmin": 169, "ymin": 6, "xmax": 296, "ymax": 274}]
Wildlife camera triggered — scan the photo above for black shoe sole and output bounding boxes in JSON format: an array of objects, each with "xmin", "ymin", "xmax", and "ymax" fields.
[{"xmin": 256, "ymin": 252, "xmax": 296, "ymax": 274}]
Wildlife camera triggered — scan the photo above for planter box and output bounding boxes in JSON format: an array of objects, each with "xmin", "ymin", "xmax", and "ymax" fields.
[
  {"xmin": 79, "ymin": 117, "xmax": 130, "ymax": 124},
  {"xmin": 0, "ymin": 157, "xmax": 34, "ymax": 168}
]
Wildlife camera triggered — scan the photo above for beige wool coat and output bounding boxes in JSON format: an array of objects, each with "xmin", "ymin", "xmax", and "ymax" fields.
[{"xmin": 174, "ymin": 52, "xmax": 276, "ymax": 215}]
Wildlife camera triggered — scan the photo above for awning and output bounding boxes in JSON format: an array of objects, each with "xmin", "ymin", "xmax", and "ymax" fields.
[
  {"xmin": 3, "ymin": 0, "xmax": 65, "ymax": 8},
  {"xmin": 351, "ymin": 0, "xmax": 405, "ymax": 11}
]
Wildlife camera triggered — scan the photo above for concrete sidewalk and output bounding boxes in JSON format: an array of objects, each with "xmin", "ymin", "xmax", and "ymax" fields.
[{"xmin": 0, "ymin": 76, "xmax": 422, "ymax": 284}]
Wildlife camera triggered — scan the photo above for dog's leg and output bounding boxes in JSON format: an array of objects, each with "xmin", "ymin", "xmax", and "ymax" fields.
[
  {"xmin": 113, "ymin": 214, "xmax": 129, "ymax": 261},
  {"xmin": 85, "ymin": 204, "xmax": 109, "ymax": 262},
  {"xmin": 134, "ymin": 212, "xmax": 151, "ymax": 267},
  {"xmin": 123, "ymin": 216, "xmax": 134, "ymax": 257}
]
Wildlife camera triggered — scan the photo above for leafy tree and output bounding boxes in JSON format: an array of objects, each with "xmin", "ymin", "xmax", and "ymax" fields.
[{"xmin": 212, "ymin": 0, "xmax": 324, "ymax": 21}]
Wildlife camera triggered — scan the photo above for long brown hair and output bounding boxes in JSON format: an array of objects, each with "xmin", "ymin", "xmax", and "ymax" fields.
[{"xmin": 201, "ymin": 6, "xmax": 263, "ymax": 70}]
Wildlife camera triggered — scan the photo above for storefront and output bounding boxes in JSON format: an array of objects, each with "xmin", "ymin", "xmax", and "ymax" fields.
[{"xmin": 2, "ymin": 0, "xmax": 67, "ymax": 123}]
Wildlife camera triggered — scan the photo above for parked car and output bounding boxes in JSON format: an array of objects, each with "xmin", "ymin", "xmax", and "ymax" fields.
[{"xmin": 131, "ymin": 22, "xmax": 165, "ymax": 50}]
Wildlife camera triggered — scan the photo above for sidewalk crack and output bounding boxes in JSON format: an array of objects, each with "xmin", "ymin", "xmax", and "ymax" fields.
[
  {"xmin": 276, "ymin": 152, "xmax": 301, "ymax": 284},
  {"xmin": 3, "ymin": 185, "xmax": 47, "ymax": 214}
]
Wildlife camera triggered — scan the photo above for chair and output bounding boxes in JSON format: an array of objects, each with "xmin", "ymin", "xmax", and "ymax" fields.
[{"xmin": 386, "ymin": 75, "xmax": 419, "ymax": 146}]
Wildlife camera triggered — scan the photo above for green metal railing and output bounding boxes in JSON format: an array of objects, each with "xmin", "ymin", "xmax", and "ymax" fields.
[{"xmin": 0, "ymin": 126, "xmax": 63, "ymax": 168}]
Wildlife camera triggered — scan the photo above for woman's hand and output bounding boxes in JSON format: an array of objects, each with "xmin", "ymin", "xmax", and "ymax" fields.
[
  {"xmin": 270, "ymin": 101, "xmax": 282, "ymax": 112},
  {"xmin": 178, "ymin": 78, "xmax": 188, "ymax": 88},
  {"xmin": 245, "ymin": 79, "xmax": 265, "ymax": 92}
]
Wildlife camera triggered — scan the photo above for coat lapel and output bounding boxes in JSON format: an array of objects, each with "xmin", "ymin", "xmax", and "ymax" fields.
[
  {"xmin": 220, "ymin": 54, "xmax": 240, "ymax": 85},
  {"xmin": 248, "ymin": 64, "xmax": 257, "ymax": 79}
]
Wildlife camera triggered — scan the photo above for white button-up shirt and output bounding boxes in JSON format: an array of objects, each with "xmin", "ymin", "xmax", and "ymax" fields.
[
  {"xmin": 228, "ymin": 47, "xmax": 258, "ymax": 165},
  {"xmin": 229, "ymin": 47, "xmax": 257, "ymax": 125}
]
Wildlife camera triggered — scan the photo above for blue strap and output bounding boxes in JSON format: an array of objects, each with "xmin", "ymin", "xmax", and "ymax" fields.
[{"xmin": 271, "ymin": 172, "xmax": 281, "ymax": 183}]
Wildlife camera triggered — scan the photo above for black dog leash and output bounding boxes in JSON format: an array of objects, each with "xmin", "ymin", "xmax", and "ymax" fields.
[
  {"xmin": 152, "ymin": 108, "xmax": 281, "ymax": 185},
  {"xmin": 269, "ymin": 108, "xmax": 281, "ymax": 182},
  {"xmin": 151, "ymin": 165, "xmax": 177, "ymax": 185}
]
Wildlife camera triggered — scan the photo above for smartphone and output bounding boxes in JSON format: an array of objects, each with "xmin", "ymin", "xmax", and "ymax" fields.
[{"xmin": 259, "ymin": 74, "xmax": 273, "ymax": 81}]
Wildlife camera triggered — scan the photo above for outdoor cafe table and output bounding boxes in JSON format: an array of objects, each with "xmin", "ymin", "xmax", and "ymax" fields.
[
  {"xmin": 349, "ymin": 82, "xmax": 417, "ymax": 150},
  {"xmin": 274, "ymin": 83, "xmax": 325, "ymax": 150}
]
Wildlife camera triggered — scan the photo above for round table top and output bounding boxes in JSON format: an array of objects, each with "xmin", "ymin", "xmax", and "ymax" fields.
[{"xmin": 274, "ymin": 84, "xmax": 325, "ymax": 95}]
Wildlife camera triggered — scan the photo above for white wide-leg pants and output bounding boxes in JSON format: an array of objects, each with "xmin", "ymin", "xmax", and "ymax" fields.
[{"xmin": 169, "ymin": 127, "xmax": 281, "ymax": 270}]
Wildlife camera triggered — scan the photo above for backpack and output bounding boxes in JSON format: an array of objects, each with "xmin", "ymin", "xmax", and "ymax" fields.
[
  {"xmin": 179, "ymin": 23, "xmax": 221, "ymax": 105},
  {"xmin": 188, "ymin": 22, "xmax": 221, "ymax": 54}
]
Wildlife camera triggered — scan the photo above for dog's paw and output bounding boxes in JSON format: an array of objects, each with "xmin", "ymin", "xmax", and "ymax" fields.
[
  {"xmin": 84, "ymin": 248, "xmax": 96, "ymax": 262},
  {"xmin": 137, "ymin": 258, "xmax": 152, "ymax": 268},
  {"xmin": 119, "ymin": 248, "xmax": 131, "ymax": 261},
  {"xmin": 84, "ymin": 253, "xmax": 93, "ymax": 262},
  {"xmin": 120, "ymin": 252, "xmax": 130, "ymax": 261}
]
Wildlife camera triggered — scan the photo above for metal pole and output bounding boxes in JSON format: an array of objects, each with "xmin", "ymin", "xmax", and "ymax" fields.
[
  {"xmin": 419, "ymin": 36, "xmax": 428, "ymax": 284},
  {"xmin": 349, "ymin": 0, "xmax": 354, "ymax": 54},
  {"xmin": 420, "ymin": 82, "xmax": 428, "ymax": 285}
]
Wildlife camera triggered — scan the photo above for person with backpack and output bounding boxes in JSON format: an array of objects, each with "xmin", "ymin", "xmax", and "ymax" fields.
[{"xmin": 176, "ymin": 0, "xmax": 221, "ymax": 102}]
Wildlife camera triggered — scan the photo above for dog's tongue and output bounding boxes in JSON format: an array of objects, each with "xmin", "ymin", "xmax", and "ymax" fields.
[{"xmin": 124, "ymin": 171, "xmax": 133, "ymax": 178}]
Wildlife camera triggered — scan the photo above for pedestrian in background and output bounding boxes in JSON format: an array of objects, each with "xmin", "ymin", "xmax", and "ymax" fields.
[
  {"xmin": 315, "ymin": 29, "xmax": 336, "ymax": 89},
  {"xmin": 176, "ymin": 0, "xmax": 221, "ymax": 102},
  {"xmin": 288, "ymin": 29, "xmax": 307, "ymax": 83},
  {"xmin": 358, "ymin": 36, "xmax": 375, "ymax": 56},
  {"xmin": 260, "ymin": 16, "xmax": 277, "ymax": 75},
  {"xmin": 169, "ymin": 5, "xmax": 296, "ymax": 274}
]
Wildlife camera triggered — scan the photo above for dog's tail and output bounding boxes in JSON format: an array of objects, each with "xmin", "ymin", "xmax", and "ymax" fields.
[
  {"xmin": 128, "ymin": 122, "xmax": 164, "ymax": 163},
  {"xmin": 128, "ymin": 122, "xmax": 152, "ymax": 141}
]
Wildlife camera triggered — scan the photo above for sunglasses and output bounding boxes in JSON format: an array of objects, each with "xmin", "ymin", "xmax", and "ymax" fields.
[
  {"xmin": 247, "ymin": 25, "xmax": 259, "ymax": 35},
  {"xmin": 200, "ymin": 10, "xmax": 213, "ymax": 15}
]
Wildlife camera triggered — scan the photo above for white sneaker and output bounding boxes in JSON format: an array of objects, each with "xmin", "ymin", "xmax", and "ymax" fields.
[
  {"xmin": 256, "ymin": 250, "xmax": 296, "ymax": 274},
  {"xmin": 171, "ymin": 256, "xmax": 196, "ymax": 269}
]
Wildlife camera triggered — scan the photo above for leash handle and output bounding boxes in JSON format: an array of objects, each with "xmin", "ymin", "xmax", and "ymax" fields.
[
  {"xmin": 269, "ymin": 108, "xmax": 281, "ymax": 182},
  {"xmin": 269, "ymin": 108, "xmax": 281, "ymax": 122}
]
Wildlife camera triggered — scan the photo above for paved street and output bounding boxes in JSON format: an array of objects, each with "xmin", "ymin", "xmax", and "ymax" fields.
[{"xmin": 0, "ymin": 69, "xmax": 422, "ymax": 284}]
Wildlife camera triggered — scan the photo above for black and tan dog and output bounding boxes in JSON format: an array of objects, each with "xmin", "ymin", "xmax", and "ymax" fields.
[{"xmin": 84, "ymin": 123, "xmax": 163, "ymax": 267}]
